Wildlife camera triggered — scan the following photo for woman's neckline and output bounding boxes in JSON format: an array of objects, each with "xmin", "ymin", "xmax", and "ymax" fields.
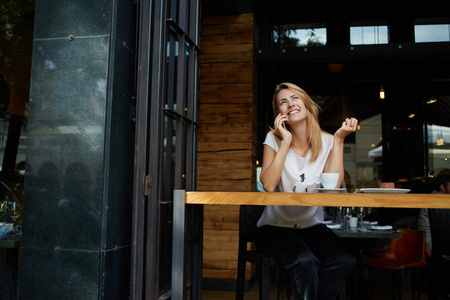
[
  {"xmin": 290, "ymin": 147, "xmax": 308, "ymax": 159},
  {"xmin": 290, "ymin": 140, "xmax": 309, "ymax": 158}
]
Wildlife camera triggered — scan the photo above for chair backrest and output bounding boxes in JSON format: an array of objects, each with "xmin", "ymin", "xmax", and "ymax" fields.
[
  {"xmin": 385, "ymin": 227, "xmax": 427, "ymax": 266},
  {"xmin": 428, "ymin": 209, "xmax": 450, "ymax": 259},
  {"xmin": 239, "ymin": 205, "xmax": 265, "ymax": 243}
]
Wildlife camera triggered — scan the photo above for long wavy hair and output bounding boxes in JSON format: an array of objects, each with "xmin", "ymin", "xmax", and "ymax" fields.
[{"xmin": 271, "ymin": 82, "xmax": 323, "ymax": 162}]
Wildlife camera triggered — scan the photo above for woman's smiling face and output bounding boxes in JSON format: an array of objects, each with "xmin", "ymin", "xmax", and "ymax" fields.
[{"xmin": 277, "ymin": 88, "xmax": 307, "ymax": 123}]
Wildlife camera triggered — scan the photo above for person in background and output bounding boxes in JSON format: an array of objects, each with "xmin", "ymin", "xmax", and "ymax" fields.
[
  {"xmin": 257, "ymin": 82, "xmax": 357, "ymax": 300},
  {"xmin": 417, "ymin": 173, "xmax": 450, "ymax": 256}
]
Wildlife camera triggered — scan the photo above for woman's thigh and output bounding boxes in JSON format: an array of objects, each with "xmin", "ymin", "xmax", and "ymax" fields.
[
  {"xmin": 257, "ymin": 225, "xmax": 353, "ymax": 263},
  {"xmin": 255, "ymin": 226, "xmax": 313, "ymax": 259},
  {"xmin": 299, "ymin": 225, "xmax": 354, "ymax": 267}
]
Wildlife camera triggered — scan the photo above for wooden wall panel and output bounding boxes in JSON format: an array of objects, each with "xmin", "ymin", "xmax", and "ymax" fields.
[
  {"xmin": 197, "ymin": 142, "xmax": 252, "ymax": 152},
  {"xmin": 198, "ymin": 13, "xmax": 257, "ymax": 283}
]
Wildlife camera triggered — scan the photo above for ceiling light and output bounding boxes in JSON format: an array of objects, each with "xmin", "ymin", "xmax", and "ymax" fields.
[{"xmin": 379, "ymin": 87, "xmax": 385, "ymax": 100}]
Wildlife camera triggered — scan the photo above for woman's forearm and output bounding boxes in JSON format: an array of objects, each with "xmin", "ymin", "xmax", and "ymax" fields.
[
  {"xmin": 324, "ymin": 117, "xmax": 358, "ymax": 187},
  {"xmin": 323, "ymin": 136, "xmax": 345, "ymax": 187},
  {"xmin": 260, "ymin": 142, "xmax": 290, "ymax": 192}
]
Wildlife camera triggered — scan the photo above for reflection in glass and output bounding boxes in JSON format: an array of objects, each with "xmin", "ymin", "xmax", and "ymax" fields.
[
  {"xmin": 193, "ymin": 51, "xmax": 199, "ymax": 122},
  {"xmin": 163, "ymin": 115, "xmax": 176, "ymax": 201},
  {"xmin": 183, "ymin": 42, "xmax": 190, "ymax": 116},
  {"xmin": 425, "ymin": 96, "xmax": 450, "ymax": 179},
  {"xmin": 167, "ymin": 0, "xmax": 180, "ymax": 26},
  {"xmin": 160, "ymin": 114, "xmax": 176, "ymax": 294},
  {"xmin": 427, "ymin": 119, "xmax": 450, "ymax": 177},
  {"xmin": 165, "ymin": 27, "xmax": 179, "ymax": 111},
  {"xmin": 355, "ymin": 114, "xmax": 382, "ymax": 189}
]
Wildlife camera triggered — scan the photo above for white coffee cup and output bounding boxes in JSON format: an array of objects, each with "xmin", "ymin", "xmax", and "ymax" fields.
[{"xmin": 314, "ymin": 173, "xmax": 339, "ymax": 189}]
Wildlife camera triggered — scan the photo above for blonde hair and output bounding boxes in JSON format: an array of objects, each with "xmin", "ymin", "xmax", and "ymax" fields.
[{"xmin": 271, "ymin": 82, "xmax": 323, "ymax": 162}]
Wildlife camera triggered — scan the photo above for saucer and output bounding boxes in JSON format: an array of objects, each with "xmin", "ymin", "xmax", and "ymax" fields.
[
  {"xmin": 370, "ymin": 225, "xmax": 393, "ymax": 230},
  {"xmin": 315, "ymin": 188, "xmax": 347, "ymax": 193},
  {"xmin": 326, "ymin": 223, "xmax": 341, "ymax": 229},
  {"xmin": 359, "ymin": 188, "xmax": 411, "ymax": 194}
]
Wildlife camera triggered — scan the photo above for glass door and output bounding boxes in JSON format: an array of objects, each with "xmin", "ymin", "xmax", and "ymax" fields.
[{"xmin": 131, "ymin": 0, "xmax": 200, "ymax": 299}]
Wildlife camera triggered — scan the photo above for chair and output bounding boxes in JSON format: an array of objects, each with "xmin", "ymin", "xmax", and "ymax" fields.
[
  {"xmin": 365, "ymin": 227, "xmax": 427, "ymax": 300},
  {"xmin": 235, "ymin": 205, "xmax": 284, "ymax": 300},
  {"xmin": 427, "ymin": 209, "xmax": 450, "ymax": 300}
]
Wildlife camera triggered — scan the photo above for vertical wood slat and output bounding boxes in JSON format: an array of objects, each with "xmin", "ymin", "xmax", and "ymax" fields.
[{"xmin": 198, "ymin": 14, "xmax": 257, "ymax": 282}]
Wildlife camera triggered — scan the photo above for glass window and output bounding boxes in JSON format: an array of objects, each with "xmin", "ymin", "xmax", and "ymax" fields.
[
  {"xmin": 350, "ymin": 25, "xmax": 388, "ymax": 45},
  {"xmin": 165, "ymin": 27, "xmax": 179, "ymax": 111},
  {"xmin": 273, "ymin": 23, "xmax": 326, "ymax": 47},
  {"xmin": 0, "ymin": 1, "xmax": 34, "ymax": 296},
  {"xmin": 415, "ymin": 24, "xmax": 450, "ymax": 43},
  {"xmin": 425, "ymin": 96, "xmax": 450, "ymax": 177},
  {"xmin": 0, "ymin": 2, "xmax": 32, "ymax": 175}
]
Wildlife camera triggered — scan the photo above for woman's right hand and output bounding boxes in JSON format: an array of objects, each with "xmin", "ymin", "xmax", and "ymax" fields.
[
  {"xmin": 274, "ymin": 113, "xmax": 292, "ymax": 144},
  {"xmin": 261, "ymin": 114, "xmax": 293, "ymax": 192}
]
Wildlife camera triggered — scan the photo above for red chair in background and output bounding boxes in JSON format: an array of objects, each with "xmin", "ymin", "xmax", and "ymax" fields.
[{"xmin": 365, "ymin": 227, "xmax": 427, "ymax": 300}]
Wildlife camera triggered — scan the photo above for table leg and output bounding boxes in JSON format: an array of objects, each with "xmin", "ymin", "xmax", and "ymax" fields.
[{"xmin": 172, "ymin": 189, "xmax": 186, "ymax": 300}]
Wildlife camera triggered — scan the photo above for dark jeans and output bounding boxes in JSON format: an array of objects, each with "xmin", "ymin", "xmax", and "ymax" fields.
[{"xmin": 255, "ymin": 224, "xmax": 356, "ymax": 300}]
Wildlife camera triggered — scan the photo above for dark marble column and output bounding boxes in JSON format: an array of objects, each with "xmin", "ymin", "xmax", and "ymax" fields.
[{"xmin": 19, "ymin": 0, "xmax": 136, "ymax": 298}]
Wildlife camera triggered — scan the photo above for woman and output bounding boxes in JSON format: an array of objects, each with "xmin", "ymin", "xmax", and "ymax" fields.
[{"xmin": 257, "ymin": 83, "xmax": 357, "ymax": 300}]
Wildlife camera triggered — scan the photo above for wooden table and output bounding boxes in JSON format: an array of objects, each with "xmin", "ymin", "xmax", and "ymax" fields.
[
  {"xmin": 182, "ymin": 191, "xmax": 450, "ymax": 208},
  {"xmin": 334, "ymin": 227, "xmax": 401, "ymax": 238},
  {"xmin": 172, "ymin": 191, "xmax": 450, "ymax": 300}
]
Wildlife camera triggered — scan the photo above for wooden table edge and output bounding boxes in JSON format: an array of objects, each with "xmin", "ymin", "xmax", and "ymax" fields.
[{"xmin": 183, "ymin": 191, "xmax": 450, "ymax": 208}]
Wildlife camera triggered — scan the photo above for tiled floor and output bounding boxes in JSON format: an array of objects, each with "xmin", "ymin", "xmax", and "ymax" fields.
[
  {"xmin": 202, "ymin": 284, "xmax": 434, "ymax": 300},
  {"xmin": 202, "ymin": 277, "xmax": 446, "ymax": 300},
  {"xmin": 202, "ymin": 258, "xmax": 450, "ymax": 300}
]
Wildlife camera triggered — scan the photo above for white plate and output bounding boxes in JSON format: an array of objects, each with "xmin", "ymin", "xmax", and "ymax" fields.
[
  {"xmin": 315, "ymin": 188, "xmax": 347, "ymax": 193},
  {"xmin": 370, "ymin": 225, "xmax": 393, "ymax": 230},
  {"xmin": 359, "ymin": 188, "xmax": 411, "ymax": 194},
  {"xmin": 326, "ymin": 223, "xmax": 341, "ymax": 229}
]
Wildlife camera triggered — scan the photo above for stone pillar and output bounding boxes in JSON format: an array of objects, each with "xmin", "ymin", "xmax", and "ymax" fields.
[{"xmin": 19, "ymin": 0, "xmax": 136, "ymax": 298}]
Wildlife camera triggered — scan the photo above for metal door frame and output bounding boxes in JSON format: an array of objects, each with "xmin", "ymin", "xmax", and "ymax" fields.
[{"xmin": 130, "ymin": 0, "xmax": 201, "ymax": 299}]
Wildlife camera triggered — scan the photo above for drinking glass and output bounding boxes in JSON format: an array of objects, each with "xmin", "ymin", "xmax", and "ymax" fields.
[
  {"xmin": 357, "ymin": 207, "xmax": 373, "ymax": 229},
  {"xmin": 357, "ymin": 207, "xmax": 366, "ymax": 227},
  {"xmin": 337, "ymin": 207, "xmax": 346, "ymax": 228}
]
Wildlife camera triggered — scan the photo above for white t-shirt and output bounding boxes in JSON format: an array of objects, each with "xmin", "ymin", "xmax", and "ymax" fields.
[{"xmin": 257, "ymin": 131, "xmax": 334, "ymax": 229}]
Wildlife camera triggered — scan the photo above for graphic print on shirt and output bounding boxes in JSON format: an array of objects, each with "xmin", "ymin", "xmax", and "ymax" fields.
[
  {"xmin": 293, "ymin": 173, "xmax": 308, "ymax": 193},
  {"xmin": 292, "ymin": 172, "xmax": 320, "ymax": 193}
]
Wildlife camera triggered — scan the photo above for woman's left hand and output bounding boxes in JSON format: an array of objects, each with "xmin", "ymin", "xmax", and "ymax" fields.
[{"xmin": 334, "ymin": 117, "xmax": 358, "ymax": 140}]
